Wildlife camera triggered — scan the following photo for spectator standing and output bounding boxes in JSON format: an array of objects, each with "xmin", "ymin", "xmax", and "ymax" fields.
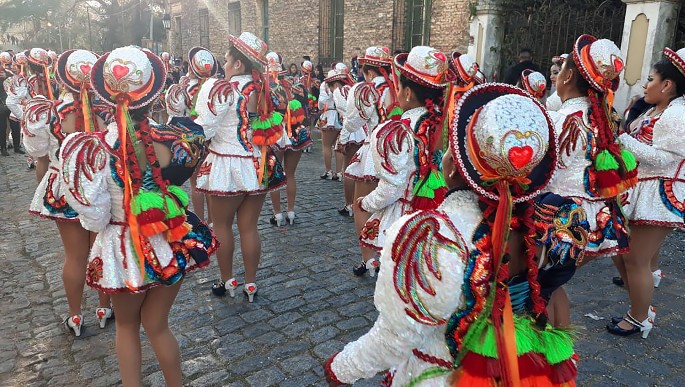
[{"xmin": 503, "ymin": 47, "xmax": 542, "ymax": 85}]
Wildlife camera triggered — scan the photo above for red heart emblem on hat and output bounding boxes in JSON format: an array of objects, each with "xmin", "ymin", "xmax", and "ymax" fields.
[
  {"xmin": 80, "ymin": 64, "xmax": 91, "ymax": 75},
  {"xmin": 112, "ymin": 64, "xmax": 129, "ymax": 80},
  {"xmin": 612, "ymin": 56, "xmax": 624, "ymax": 73},
  {"xmin": 433, "ymin": 52, "xmax": 447, "ymax": 62},
  {"xmin": 508, "ymin": 145, "xmax": 534, "ymax": 170},
  {"xmin": 204, "ymin": 63, "xmax": 211, "ymax": 70}
]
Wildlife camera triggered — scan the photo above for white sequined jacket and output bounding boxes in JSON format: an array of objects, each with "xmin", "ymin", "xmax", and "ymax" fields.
[
  {"xmin": 330, "ymin": 190, "xmax": 482, "ymax": 386},
  {"xmin": 619, "ymin": 97, "xmax": 685, "ymax": 181},
  {"xmin": 343, "ymin": 76, "xmax": 392, "ymax": 136},
  {"xmin": 165, "ymin": 75, "xmax": 200, "ymax": 119}
]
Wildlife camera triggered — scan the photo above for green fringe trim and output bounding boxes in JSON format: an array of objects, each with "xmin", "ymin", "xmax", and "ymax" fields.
[
  {"xmin": 595, "ymin": 149, "xmax": 619, "ymax": 171},
  {"xmin": 307, "ymin": 93, "xmax": 317, "ymax": 102},
  {"xmin": 460, "ymin": 316, "xmax": 575, "ymax": 365},
  {"xmin": 251, "ymin": 112, "xmax": 284, "ymax": 130},
  {"xmin": 189, "ymin": 108, "xmax": 198, "ymax": 117},
  {"xmin": 621, "ymin": 149, "xmax": 637, "ymax": 171},
  {"xmin": 387, "ymin": 106, "xmax": 403, "ymax": 119},
  {"xmin": 167, "ymin": 185, "xmax": 189, "ymax": 208},
  {"xmin": 288, "ymin": 99, "xmax": 302, "ymax": 111},
  {"xmin": 413, "ymin": 170, "xmax": 448, "ymax": 199},
  {"xmin": 131, "ymin": 191, "xmax": 165, "ymax": 215},
  {"xmin": 164, "ymin": 195, "xmax": 185, "ymax": 219}
]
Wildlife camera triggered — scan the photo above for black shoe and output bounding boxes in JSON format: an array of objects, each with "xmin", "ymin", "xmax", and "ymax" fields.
[
  {"xmin": 320, "ymin": 171, "xmax": 331, "ymax": 179},
  {"xmin": 338, "ymin": 206, "xmax": 351, "ymax": 216},
  {"xmin": 27, "ymin": 162, "xmax": 35, "ymax": 169},
  {"xmin": 612, "ymin": 276, "xmax": 624, "ymax": 287},
  {"xmin": 610, "ymin": 316, "xmax": 623, "ymax": 324},
  {"xmin": 13, "ymin": 148, "xmax": 25, "ymax": 154},
  {"xmin": 353, "ymin": 261, "xmax": 368, "ymax": 276},
  {"xmin": 211, "ymin": 280, "xmax": 227, "ymax": 296},
  {"xmin": 1, "ymin": 149, "xmax": 8, "ymax": 156},
  {"xmin": 606, "ymin": 313, "xmax": 652, "ymax": 338},
  {"xmin": 331, "ymin": 173, "xmax": 340, "ymax": 181},
  {"xmin": 7, "ymin": 143, "xmax": 12, "ymax": 150}
]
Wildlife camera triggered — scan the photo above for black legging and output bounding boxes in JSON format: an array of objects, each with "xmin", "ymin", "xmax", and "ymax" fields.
[{"xmin": 0, "ymin": 116, "xmax": 21, "ymax": 151}]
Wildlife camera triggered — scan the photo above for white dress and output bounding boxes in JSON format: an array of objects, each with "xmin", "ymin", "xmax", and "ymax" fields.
[
  {"xmin": 22, "ymin": 93, "xmax": 80, "ymax": 221},
  {"xmin": 194, "ymin": 75, "xmax": 286, "ymax": 195},
  {"xmin": 343, "ymin": 76, "xmax": 392, "ymax": 182},
  {"xmin": 329, "ymin": 190, "xmax": 480, "ymax": 386},
  {"xmin": 546, "ymin": 97, "xmax": 629, "ymax": 256},
  {"xmin": 620, "ymin": 97, "xmax": 685, "ymax": 228},
  {"xmin": 359, "ymin": 107, "xmax": 428, "ymax": 251},
  {"xmin": 334, "ymin": 85, "xmax": 365, "ymax": 147},
  {"xmin": 317, "ymin": 81, "xmax": 341, "ymax": 131}
]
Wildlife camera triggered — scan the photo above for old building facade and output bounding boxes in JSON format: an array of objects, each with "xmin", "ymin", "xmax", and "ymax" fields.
[{"xmin": 166, "ymin": 0, "xmax": 471, "ymax": 68}]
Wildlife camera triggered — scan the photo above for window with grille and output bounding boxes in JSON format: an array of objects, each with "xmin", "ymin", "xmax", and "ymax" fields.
[
  {"xmin": 262, "ymin": 0, "xmax": 269, "ymax": 44},
  {"xmin": 199, "ymin": 8, "xmax": 209, "ymax": 47},
  {"xmin": 405, "ymin": 0, "xmax": 432, "ymax": 48},
  {"xmin": 318, "ymin": 0, "xmax": 344, "ymax": 64},
  {"xmin": 228, "ymin": 2, "xmax": 241, "ymax": 36},
  {"xmin": 174, "ymin": 15, "xmax": 182, "ymax": 54}
]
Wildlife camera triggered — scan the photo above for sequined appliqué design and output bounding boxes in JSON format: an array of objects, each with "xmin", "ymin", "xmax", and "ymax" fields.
[
  {"xmin": 375, "ymin": 120, "xmax": 412, "ymax": 174},
  {"xmin": 87, "ymin": 257, "xmax": 104, "ymax": 284},
  {"xmin": 390, "ymin": 211, "xmax": 468, "ymax": 325},
  {"xmin": 43, "ymin": 173, "xmax": 78, "ymax": 218},
  {"xmin": 659, "ymin": 180, "xmax": 685, "ymax": 219},
  {"xmin": 61, "ymin": 132, "xmax": 110, "ymax": 206},
  {"xmin": 558, "ymin": 111, "xmax": 589, "ymax": 169},
  {"xmin": 354, "ymin": 82, "xmax": 380, "ymax": 121}
]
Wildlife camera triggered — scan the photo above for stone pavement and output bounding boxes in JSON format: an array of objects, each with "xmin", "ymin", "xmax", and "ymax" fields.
[{"xmin": 0, "ymin": 135, "xmax": 684, "ymax": 387}]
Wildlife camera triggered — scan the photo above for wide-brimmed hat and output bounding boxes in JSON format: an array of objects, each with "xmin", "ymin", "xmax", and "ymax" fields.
[
  {"xmin": 0, "ymin": 52, "xmax": 11, "ymax": 65},
  {"xmin": 27, "ymin": 48, "xmax": 51, "ymax": 67},
  {"xmin": 520, "ymin": 69, "xmax": 547, "ymax": 99},
  {"xmin": 301, "ymin": 60, "xmax": 313, "ymax": 74},
  {"xmin": 265, "ymin": 51, "xmax": 287, "ymax": 76},
  {"xmin": 13, "ymin": 52, "xmax": 27, "ymax": 65},
  {"xmin": 572, "ymin": 34, "xmax": 623, "ymax": 93},
  {"xmin": 663, "ymin": 47, "xmax": 685, "ymax": 77},
  {"xmin": 90, "ymin": 46, "xmax": 167, "ymax": 109},
  {"xmin": 551, "ymin": 53, "xmax": 568, "ymax": 65},
  {"xmin": 324, "ymin": 63, "xmax": 353, "ymax": 85},
  {"xmin": 451, "ymin": 83, "xmax": 557, "ymax": 203},
  {"xmin": 56, "ymin": 49, "xmax": 98, "ymax": 93},
  {"xmin": 358, "ymin": 46, "xmax": 392, "ymax": 67},
  {"xmin": 393, "ymin": 46, "xmax": 449, "ymax": 88},
  {"xmin": 450, "ymin": 52, "xmax": 479, "ymax": 85},
  {"xmin": 228, "ymin": 32, "xmax": 268, "ymax": 67},
  {"xmin": 187, "ymin": 46, "xmax": 218, "ymax": 78}
]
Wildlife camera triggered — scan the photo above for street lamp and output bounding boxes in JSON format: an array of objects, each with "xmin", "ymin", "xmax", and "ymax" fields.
[{"xmin": 162, "ymin": 13, "xmax": 171, "ymax": 30}]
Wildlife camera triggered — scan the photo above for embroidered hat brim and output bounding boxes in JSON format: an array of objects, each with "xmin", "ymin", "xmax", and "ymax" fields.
[
  {"xmin": 451, "ymin": 83, "xmax": 558, "ymax": 203},
  {"xmin": 663, "ymin": 47, "xmax": 685, "ymax": 77},
  {"xmin": 56, "ymin": 49, "xmax": 98, "ymax": 93},
  {"xmin": 188, "ymin": 46, "xmax": 219, "ymax": 79},
  {"xmin": 228, "ymin": 34, "xmax": 267, "ymax": 67},
  {"xmin": 573, "ymin": 34, "xmax": 620, "ymax": 93},
  {"xmin": 323, "ymin": 73, "xmax": 353, "ymax": 85},
  {"xmin": 358, "ymin": 55, "xmax": 392, "ymax": 67},
  {"xmin": 393, "ymin": 53, "xmax": 448, "ymax": 89},
  {"xmin": 90, "ymin": 50, "xmax": 167, "ymax": 109}
]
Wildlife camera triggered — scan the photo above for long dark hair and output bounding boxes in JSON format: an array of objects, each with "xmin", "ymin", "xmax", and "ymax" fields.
[
  {"xmin": 654, "ymin": 59, "xmax": 685, "ymax": 97},
  {"xmin": 228, "ymin": 46, "xmax": 255, "ymax": 74}
]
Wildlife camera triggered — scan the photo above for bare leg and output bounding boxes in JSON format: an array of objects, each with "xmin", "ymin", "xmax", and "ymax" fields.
[
  {"xmin": 141, "ymin": 281, "xmax": 183, "ymax": 387},
  {"xmin": 321, "ymin": 131, "xmax": 338, "ymax": 172},
  {"xmin": 209, "ymin": 194, "xmax": 244, "ymax": 282},
  {"xmin": 334, "ymin": 145, "xmax": 344, "ymax": 175},
  {"xmin": 548, "ymin": 287, "xmax": 570, "ymax": 328},
  {"xmin": 617, "ymin": 226, "xmax": 671, "ymax": 329},
  {"xmin": 353, "ymin": 181, "xmax": 378, "ymax": 261},
  {"xmin": 56, "ymin": 221, "xmax": 91, "ymax": 317},
  {"xmin": 189, "ymin": 173, "xmax": 205, "ymax": 221},
  {"xmin": 284, "ymin": 150, "xmax": 303, "ymax": 212},
  {"xmin": 110, "ymin": 292, "xmax": 146, "ymax": 387},
  {"xmin": 236, "ymin": 194, "xmax": 267, "ymax": 284},
  {"xmin": 343, "ymin": 144, "xmax": 361, "ymax": 206},
  {"xmin": 650, "ymin": 249, "xmax": 660, "ymax": 272}
]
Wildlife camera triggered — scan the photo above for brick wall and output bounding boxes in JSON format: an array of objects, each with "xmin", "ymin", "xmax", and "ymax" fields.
[
  {"xmin": 168, "ymin": 0, "xmax": 471, "ymax": 69},
  {"xmin": 430, "ymin": 0, "xmax": 471, "ymax": 53}
]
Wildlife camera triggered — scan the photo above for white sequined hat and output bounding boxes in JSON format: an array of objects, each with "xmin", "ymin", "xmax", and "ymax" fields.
[
  {"xmin": 324, "ymin": 63, "xmax": 353, "ymax": 85},
  {"xmin": 573, "ymin": 34, "xmax": 624, "ymax": 93},
  {"xmin": 301, "ymin": 60, "xmax": 313, "ymax": 74},
  {"xmin": 90, "ymin": 45, "xmax": 167, "ymax": 109},
  {"xmin": 56, "ymin": 49, "xmax": 98, "ymax": 93},
  {"xmin": 188, "ymin": 46, "xmax": 218, "ymax": 78},
  {"xmin": 552, "ymin": 53, "xmax": 568, "ymax": 65},
  {"xmin": 228, "ymin": 32, "xmax": 268, "ymax": 67},
  {"xmin": 14, "ymin": 52, "xmax": 27, "ymax": 65},
  {"xmin": 452, "ymin": 83, "xmax": 557, "ymax": 203},
  {"xmin": 47, "ymin": 50, "xmax": 58, "ymax": 62},
  {"xmin": 0, "ymin": 52, "xmax": 11, "ymax": 65},
  {"xmin": 27, "ymin": 48, "xmax": 51, "ymax": 66},
  {"xmin": 393, "ymin": 46, "xmax": 449, "ymax": 88},
  {"xmin": 358, "ymin": 46, "xmax": 392, "ymax": 67},
  {"xmin": 265, "ymin": 51, "xmax": 286, "ymax": 75},
  {"xmin": 663, "ymin": 47, "xmax": 685, "ymax": 77},
  {"xmin": 160, "ymin": 52, "xmax": 170, "ymax": 61},
  {"xmin": 520, "ymin": 69, "xmax": 547, "ymax": 99},
  {"xmin": 450, "ymin": 52, "xmax": 479, "ymax": 85}
]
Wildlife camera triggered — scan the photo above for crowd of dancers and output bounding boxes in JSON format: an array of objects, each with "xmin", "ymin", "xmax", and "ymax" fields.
[{"xmin": 1, "ymin": 28, "xmax": 684, "ymax": 386}]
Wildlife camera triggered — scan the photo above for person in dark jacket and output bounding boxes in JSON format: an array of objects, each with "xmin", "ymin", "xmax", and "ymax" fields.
[
  {"xmin": 0, "ymin": 65, "xmax": 19, "ymax": 156},
  {"xmin": 503, "ymin": 48, "xmax": 542, "ymax": 85}
]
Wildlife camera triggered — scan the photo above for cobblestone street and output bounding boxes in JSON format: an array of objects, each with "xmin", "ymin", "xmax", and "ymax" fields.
[{"xmin": 1, "ymin": 134, "xmax": 684, "ymax": 387}]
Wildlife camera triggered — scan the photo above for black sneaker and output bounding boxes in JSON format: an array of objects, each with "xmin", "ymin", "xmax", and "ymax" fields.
[
  {"xmin": 338, "ymin": 206, "xmax": 351, "ymax": 216},
  {"xmin": 211, "ymin": 280, "xmax": 227, "ymax": 296},
  {"xmin": 352, "ymin": 261, "xmax": 368, "ymax": 276},
  {"xmin": 612, "ymin": 276, "xmax": 624, "ymax": 287},
  {"xmin": 320, "ymin": 171, "xmax": 331, "ymax": 179}
]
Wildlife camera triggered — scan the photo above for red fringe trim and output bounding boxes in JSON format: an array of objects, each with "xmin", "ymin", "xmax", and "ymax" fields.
[{"xmin": 458, "ymin": 352, "xmax": 577, "ymax": 384}]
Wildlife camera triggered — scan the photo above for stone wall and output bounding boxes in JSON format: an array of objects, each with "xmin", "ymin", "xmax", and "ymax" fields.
[{"xmin": 167, "ymin": 0, "xmax": 472, "ymax": 68}]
